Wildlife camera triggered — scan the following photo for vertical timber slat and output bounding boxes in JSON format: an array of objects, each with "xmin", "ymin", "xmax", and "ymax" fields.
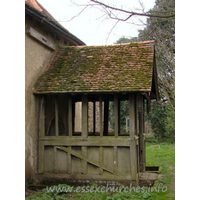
[
  {"xmin": 113, "ymin": 146, "xmax": 118, "ymax": 173},
  {"xmin": 143, "ymin": 98, "xmax": 146, "ymax": 170},
  {"xmin": 104, "ymin": 99, "xmax": 109, "ymax": 136},
  {"xmin": 82, "ymin": 95, "xmax": 88, "ymax": 174},
  {"xmin": 147, "ymin": 98, "xmax": 151, "ymax": 113},
  {"xmin": 118, "ymin": 99, "xmax": 120, "ymax": 135},
  {"xmin": 99, "ymin": 146, "xmax": 103, "ymax": 175},
  {"xmin": 72, "ymin": 100, "xmax": 75, "ymax": 135},
  {"xmin": 93, "ymin": 101, "xmax": 96, "ymax": 135},
  {"xmin": 39, "ymin": 96, "xmax": 45, "ymax": 138},
  {"xmin": 67, "ymin": 147, "xmax": 72, "ymax": 174},
  {"xmin": 114, "ymin": 94, "xmax": 119, "ymax": 137},
  {"xmin": 135, "ymin": 97, "xmax": 140, "ymax": 173},
  {"xmin": 129, "ymin": 93, "xmax": 138, "ymax": 183},
  {"xmin": 99, "ymin": 96, "xmax": 103, "ymax": 138},
  {"xmin": 68, "ymin": 95, "xmax": 72, "ymax": 137},
  {"xmin": 54, "ymin": 146, "xmax": 58, "ymax": 173},
  {"xmin": 82, "ymin": 95, "xmax": 88, "ymax": 139},
  {"xmin": 55, "ymin": 96, "xmax": 59, "ymax": 137},
  {"xmin": 137, "ymin": 94, "xmax": 145, "ymax": 172},
  {"xmin": 38, "ymin": 96, "xmax": 45, "ymax": 173},
  {"xmin": 38, "ymin": 141, "xmax": 45, "ymax": 173},
  {"xmin": 64, "ymin": 96, "xmax": 68, "ymax": 136},
  {"xmin": 81, "ymin": 147, "xmax": 88, "ymax": 174}
]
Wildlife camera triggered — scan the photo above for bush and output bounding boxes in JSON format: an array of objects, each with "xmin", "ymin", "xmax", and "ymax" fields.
[{"xmin": 146, "ymin": 101, "xmax": 175, "ymax": 140}]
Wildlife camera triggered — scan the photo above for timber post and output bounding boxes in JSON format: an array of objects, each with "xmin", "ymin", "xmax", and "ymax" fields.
[
  {"xmin": 38, "ymin": 95, "xmax": 45, "ymax": 173},
  {"xmin": 129, "ymin": 93, "xmax": 138, "ymax": 184},
  {"xmin": 104, "ymin": 99, "xmax": 109, "ymax": 136},
  {"xmin": 114, "ymin": 94, "xmax": 119, "ymax": 137},
  {"xmin": 93, "ymin": 100, "xmax": 96, "ymax": 135},
  {"xmin": 137, "ymin": 94, "xmax": 145, "ymax": 172},
  {"xmin": 82, "ymin": 95, "xmax": 88, "ymax": 174},
  {"xmin": 99, "ymin": 95, "xmax": 103, "ymax": 138},
  {"xmin": 55, "ymin": 95, "xmax": 59, "ymax": 137},
  {"xmin": 68, "ymin": 95, "xmax": 73, "ymax": 137}
]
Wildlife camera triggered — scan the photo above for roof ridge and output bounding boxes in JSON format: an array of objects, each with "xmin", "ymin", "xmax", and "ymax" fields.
[
  {"xmin": 26, "ymin": 0, "xmax": 68, "ymax": 32},
  {"xmin": 57, "ymin": 40, "xmax": 155, "ymax": 49},
  {"xmin": 25, "ymin": 0, "xmax": 85, "ymax": 45},
  {"xmin": 25, "ymin": 0, "xmax": 42, "ymax": 11}
]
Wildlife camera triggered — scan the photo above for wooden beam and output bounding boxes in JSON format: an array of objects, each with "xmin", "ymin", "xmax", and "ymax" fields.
[
  {"xmin": 37, "ymin": 173, "xmax": 133, "ymax": 182},
  {"xmin": 55, "ymin": 96, "xmax": 59, "ymax": 137},
  {"xmin": 39, "ymin": 137, "xmax": 130, "ymax": 147},
  {"xmin": 81, "ymin": 147, "xmax": 87, "ymax": 174},
  {"xmin": 129, "ymin": 94, "xmax": 136, "ymax": 138},
  {"xmin": 129, "ymin": 93, "xmax": 138, "ymax": 181},
  {"xmin": 113, "ymin": 146, "xmax": 118, "ymax": 173},
  {"xmin": 118, "ymin": 99, "xmax": 120, "ymax": 134},
  {"xmin": 99, "ymin": 147, "xmax": 103, "ymax": 175},
  {"xmin": 27, "ymin": 27, "xmax": 55, "ymax": 50},
  {"xmin": 67, "ymin": 147, "xmax": 72, "ymax": 174},
  {"xmin": 137, "ymin": 94, "xmax": 145, "ymax": 172},
  {"xmin": 64, "ymin": 96, "xmax": 68, "ymax": 136},
  {"xmin": 99, "ymin": 96, "xmax": 103, "ymax": 138},
  {"xmin": 135, "ymin": 97, "xmax": 140, "ymax": 174},
  {"xmin": 143, "ymin": 98, "xmax": 145, "ymax": 134},
  {"xmin": 104, "ymin": 99, "xmax": 109, "ymax": 136},
  {"xmin": 72, "ymin": 100, "xmax": 75, "ymax": 135},
  {"xmin": 68, "ymin": 95, "xmax": 73, "ymax": 137},
  {"xmin": 114, "ymin": 94, "xmax": 119, "ymax": 137},
  {"xmin": 54, "ymin": 146, "xmax": 58, "ymax": 173},
  {"xmin": 38, "ymin": 141, "xmax": 44, "ymax": 173},
  {"xmin": 143, "ymin": 92, "xmax": 151, "ymax": 114},
  {"xmin": 39, "ymin": 96, "xmax": 45, "ymax": 138},
  {"xmin": 147, "ymin": 98, "xmax": 151, "ymax": 113},
  {"xmin": 143, "ymin": 98, "xmax": 146, "ymax": 169},
  {"xmin": 93, "ymin": 101, "xmax": 96, "ymax": 135},
  {"xmin": 135, "ymin": 95, "xmax": 138, "ymax": 137},
  {"xmin": 130, "ymin": 140, "xmax": 139, "ymax": 185},
  {"xmin": 38, "ymin": 96, "xmax": 45, "ymax": 173},
  {"xmin": 82, "ymin": 95, "xmax": 88, "ymax": 139}
]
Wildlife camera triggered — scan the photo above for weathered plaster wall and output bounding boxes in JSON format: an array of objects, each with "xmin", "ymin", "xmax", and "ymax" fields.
[
  {"xmin": 25, "ymin": 19, "xmax": 54, "ymax": 185},
  {"xmin": 25, "ymin": 14, "xmax": 80, "ymax": 185}
]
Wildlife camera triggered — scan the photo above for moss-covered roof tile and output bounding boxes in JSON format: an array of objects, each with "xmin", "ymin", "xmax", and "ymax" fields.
[{"xmin": 33, "ymin": 40, "xmax": 156, "ymax": 94}]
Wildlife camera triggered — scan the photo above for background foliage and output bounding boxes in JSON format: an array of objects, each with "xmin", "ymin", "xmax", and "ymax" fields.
[{"xmin": 109, "ymin": 0, "xmax": 175, "ymax": 139}]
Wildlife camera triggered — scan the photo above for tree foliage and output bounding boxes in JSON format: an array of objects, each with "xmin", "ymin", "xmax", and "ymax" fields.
[
  {"xmin": 109, "ymin": 0, "xmax": 175, "ymax": 139},
  {"xmin": 115, "ymin": 37, "xmax": 138, "ymax": 44},
  {"xmin": 139, "ymin": 0, "xmax": 175, "ymax": 139}
]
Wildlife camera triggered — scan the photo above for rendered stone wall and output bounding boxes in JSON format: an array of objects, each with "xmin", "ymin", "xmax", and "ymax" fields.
[
  {"xmin": 25, "ymin": 18, "xmax": 53, "ymax": 185},
  {"xmin": 25, "ymin": 14, "xmax": 80, "ymax": 185}
]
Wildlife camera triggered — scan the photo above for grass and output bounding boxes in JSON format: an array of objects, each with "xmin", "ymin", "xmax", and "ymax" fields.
[
  {"xmin": 26, "ymin": 141, "xmax": 175, "ymax": 200},
  {"xmin": 145, "ymin": 142, "xmax": 175, "ymax": 199}
]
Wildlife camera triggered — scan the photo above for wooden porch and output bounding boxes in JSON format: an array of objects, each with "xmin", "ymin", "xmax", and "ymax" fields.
[
  {"xmin": 37, "ymin": 93, "xmax": 149, "ymax": 186},
  {"xmin": 33, "ymin": 41, "xmax": 159, "ymax": 186}
]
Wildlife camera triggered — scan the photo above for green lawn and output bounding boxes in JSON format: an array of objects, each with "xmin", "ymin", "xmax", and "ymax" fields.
[{"xmin": 26, "ymin": 142, "xmax": 175, "ymax": 200}]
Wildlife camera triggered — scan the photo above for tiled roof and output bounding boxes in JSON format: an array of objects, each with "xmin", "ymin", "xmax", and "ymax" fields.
[
  {"xmin": 25, "ymin": 0, "xmax": 57, "ymax": 22},
  {"xmin": 25, "ymin": 0, "xmax": 85, "ymax": 45},
  {"xmin": 33, "ymin": 40, "xmax": 157, "ymax": 94},
  {"xmin": 25, "ymin": 0, "xmax": 42, "ymax": 12}
]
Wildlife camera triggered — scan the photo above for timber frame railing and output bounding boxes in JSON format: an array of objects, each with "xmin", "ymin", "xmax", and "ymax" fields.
[{"xmin": 37, "ymin": 93, "xmax": 146, "ymax": 186}]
